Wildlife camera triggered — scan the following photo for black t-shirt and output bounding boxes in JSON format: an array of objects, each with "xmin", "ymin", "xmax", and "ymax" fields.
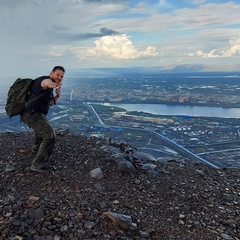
[{"xmin": 25, "ymin": 75, "xmax": 54, "ymax": 115}]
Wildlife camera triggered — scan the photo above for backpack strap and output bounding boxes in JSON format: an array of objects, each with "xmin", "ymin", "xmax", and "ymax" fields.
[{"xmin": 25, "ymin": 89, "xmax": 51, "ymax": 108}]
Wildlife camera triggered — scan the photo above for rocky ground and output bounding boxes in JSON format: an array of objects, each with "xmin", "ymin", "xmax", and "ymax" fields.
[{"xmin": 0, "ymin": 131, "xmax": 240, "ymax": 240}]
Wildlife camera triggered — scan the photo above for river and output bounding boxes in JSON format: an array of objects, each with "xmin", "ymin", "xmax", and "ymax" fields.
[
  {"xmin": 103, "ymin": 103, "xmax": 240, "ymax": 119},
  {"xmin": 2, "ymin": 102, "xmax": 240, "ymax": 119}
]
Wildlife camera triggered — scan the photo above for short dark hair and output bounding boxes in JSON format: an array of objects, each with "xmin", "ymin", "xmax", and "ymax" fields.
[{"xmin": 52, "ymin": 66, "xmax": 65, "ymax": 73}]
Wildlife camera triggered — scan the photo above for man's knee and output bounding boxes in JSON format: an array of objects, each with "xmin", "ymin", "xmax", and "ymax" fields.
[{"xmin": 44, "ymin": 129, "xmax": 56, "ymax": 143}]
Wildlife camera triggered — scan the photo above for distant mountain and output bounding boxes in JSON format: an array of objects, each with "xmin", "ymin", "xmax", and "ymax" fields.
[
  {"xmin": 68, "ymin": 64, "xmax": 240, "ymax": 77},
  {"xmin": 162, "ymin": 64, "xmax": 205, "ymax": 72},
  {"xmin": 161, "ymin": 64, "xmax": 240, "ymax": 72}
]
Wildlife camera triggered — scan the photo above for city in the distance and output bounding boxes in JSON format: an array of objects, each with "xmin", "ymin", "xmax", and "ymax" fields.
[{"xmin": 1, "ymin": 67, "xmax": 240, "ymax": 169}]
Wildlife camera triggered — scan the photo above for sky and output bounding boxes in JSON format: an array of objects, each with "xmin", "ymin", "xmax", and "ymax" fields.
[{"xmin": 1, "ymin": 0, "xmax": 240, "ymax": 77}]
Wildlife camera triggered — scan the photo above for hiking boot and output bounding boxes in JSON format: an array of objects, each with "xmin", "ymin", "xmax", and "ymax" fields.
[{"xmin": 30, "ymin": 165, "xmax": 53, "ymax": 173}]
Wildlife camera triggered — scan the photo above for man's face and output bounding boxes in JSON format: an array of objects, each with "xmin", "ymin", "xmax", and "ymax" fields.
[{"xmin": 50, "ymin": 69, "xmax": 64, "ymax": 84}]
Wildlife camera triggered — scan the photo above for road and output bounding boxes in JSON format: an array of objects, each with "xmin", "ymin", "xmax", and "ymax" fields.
[{"xmin": 88, "ymin": 104, "xmax": 220, "ymax": 169}]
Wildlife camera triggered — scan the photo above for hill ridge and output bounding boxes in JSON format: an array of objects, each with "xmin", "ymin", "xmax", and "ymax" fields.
[{"xmin": 0, "ymin": 132, "xmax": 239, "ymax": 239}]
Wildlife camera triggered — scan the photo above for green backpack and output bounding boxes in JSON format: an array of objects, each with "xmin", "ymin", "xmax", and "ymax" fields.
[
  {"xmin": 5, "ymin": 78, "xmax": 49, "ymax": 118},
  {"xmin": 5, "ymin": 78, "xmax": 34, "ymax": 117}
]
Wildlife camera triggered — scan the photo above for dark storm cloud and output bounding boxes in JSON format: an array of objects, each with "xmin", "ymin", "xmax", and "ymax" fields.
[
  {"xmin": 48, "ymin": 27, "xmax": 120, "ymax": 41},
  {"xmin": 99, "ymin": 28, "xmax": 119, "ymax": 35},
  {"xmin": 71, "ymin": 27, "xmax": 120, "ymax": 40}
]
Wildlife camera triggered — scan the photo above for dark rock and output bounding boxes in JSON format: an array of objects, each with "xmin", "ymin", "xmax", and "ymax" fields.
[{"xmin": 0, "ymin": 132, "xmax": 239, "ymax": 240}]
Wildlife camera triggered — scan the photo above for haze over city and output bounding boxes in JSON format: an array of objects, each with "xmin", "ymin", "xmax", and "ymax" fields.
[{"xmin": 1, "ymin": 0, "xmax": 240, "ymax": 80}]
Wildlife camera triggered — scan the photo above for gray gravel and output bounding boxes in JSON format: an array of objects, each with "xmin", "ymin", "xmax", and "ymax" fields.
[{"xmin": 0, "ymin": 132, "xmax": 240, "ymax": 240}]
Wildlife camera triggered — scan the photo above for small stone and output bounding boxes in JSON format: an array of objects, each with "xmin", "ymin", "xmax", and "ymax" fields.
[
  {"xmin": 139, "ymin": 230, "xmax": 150, "ymax": 238},
  {"xmin": 60, "ymin": 225, "xmax": 68, "ymax": 232},
  {"xmin": 5, "ymin": 164, "xmax": 15, "ymax": 172},
  {"xmin": 179, "ymin": 214, "xmax": 185, "ymax": 219},
  {"xmin": 84, "ymin": 221, "xmax": 95, "ymax": 229},
  {"xmin": 90, "ymin": 167, "xmax": 104, "ymax": 179},
  {"xmin": 221, "ymin": 233, "xmax": 233, "ymax": 240},
  {"xmin": 29, "ymin": 196, "xmax": 40, "ymax": 201},
  {"xmin": 94, "ymin": 183, "xmax": 104, "ymax": 191},
  {"xmin": 178, "ymin": 220, "xmax": 184, "ymax": 225}
]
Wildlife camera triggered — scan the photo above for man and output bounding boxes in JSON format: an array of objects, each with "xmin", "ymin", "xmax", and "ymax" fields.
[{"xmin": 21, "ymin": 66, "xmax": 65, "ymax": 172}]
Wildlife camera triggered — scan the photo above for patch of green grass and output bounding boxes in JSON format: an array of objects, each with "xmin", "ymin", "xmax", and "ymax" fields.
[{"xmin": 91, "ymin": 104, "xmax": 126, "ymax": 113}]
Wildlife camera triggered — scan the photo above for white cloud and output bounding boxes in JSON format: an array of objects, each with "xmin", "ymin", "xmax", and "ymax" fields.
[
  {"xmin": 158, "ymin": 0, "xmax": 172, "ymax": 8},
  {"xmin": 48, "ymin": 34, "xmax": 159, "ymax": 67},
  {"xmin": 190, "ymin": 0, "xmax": 207, "ymax": 5},
  {"xmin": 187, "ymin": 38, "xmax": 240, "ymax": 58},
  {"xmin": 87, "ymin": 34, "xmax": 158, "ymax": 60},
  {"xmin": 49, "ymin": 47, "xmax": 66, "ymax": 57},
  {"xmin": 222, "ymin": 45, "xmax": 240, "ymax": 57},
  {"xmin": 188, "ymin": 50, "xmax": 204, "ymax": 57},
  {"xmin": 95, "ymin": 2, "xmax": 240, "ymax": 33},
  {"xmin": 1, "ymin": 0, "xmax": 240, "ymax": 77}
]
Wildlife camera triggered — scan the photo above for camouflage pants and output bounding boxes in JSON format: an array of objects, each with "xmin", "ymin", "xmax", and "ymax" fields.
[{"xmin": 21, "ymin": 111, "xmax": 56, "ymax": 168}]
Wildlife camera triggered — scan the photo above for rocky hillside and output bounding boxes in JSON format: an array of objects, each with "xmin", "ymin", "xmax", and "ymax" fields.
[{"xmin": 0, "ymin": 132, "xmax": 239, "ymax": 240}]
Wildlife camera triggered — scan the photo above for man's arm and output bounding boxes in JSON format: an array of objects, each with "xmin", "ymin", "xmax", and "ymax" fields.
[
  {"xmin": 41, "ymin": 79, "xmax": 62, "ymax": 89},
  {"xmin": 42, "ymin": 79, "xmax": 62, "ymax": 106}
]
